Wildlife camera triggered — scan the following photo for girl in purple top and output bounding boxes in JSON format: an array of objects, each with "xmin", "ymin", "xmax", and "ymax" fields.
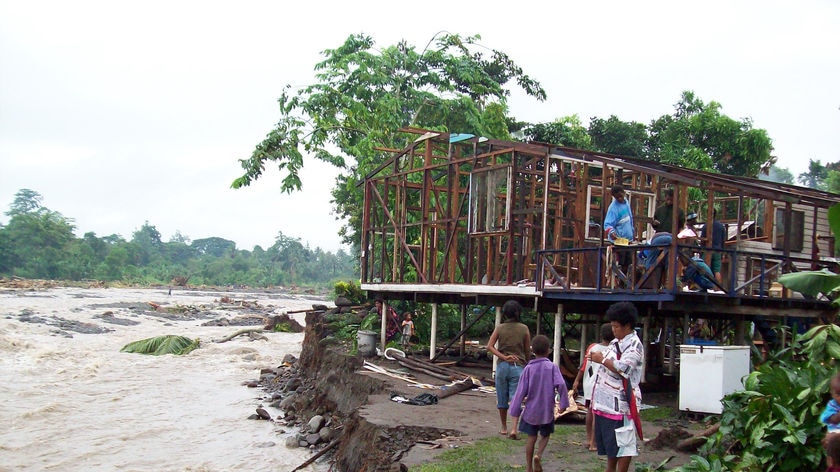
[{"xmin": 509, "ymin": 334, "xmax": 569, "ymax": 472}]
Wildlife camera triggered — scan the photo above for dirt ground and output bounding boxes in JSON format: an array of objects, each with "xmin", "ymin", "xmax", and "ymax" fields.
[{"xmin": 356, "ymin": 355, "xmax": 705, "ymax": 471}]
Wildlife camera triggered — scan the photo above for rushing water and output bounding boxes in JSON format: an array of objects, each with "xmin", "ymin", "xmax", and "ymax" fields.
[{"xmin": 0, "ymin": 286, "xmax": 328, "ymax": 472}]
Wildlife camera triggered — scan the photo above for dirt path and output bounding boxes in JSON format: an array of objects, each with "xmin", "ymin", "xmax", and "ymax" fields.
[{"xmin": 358, "ymin": 357, "xmax": 704, "ymax": 471}]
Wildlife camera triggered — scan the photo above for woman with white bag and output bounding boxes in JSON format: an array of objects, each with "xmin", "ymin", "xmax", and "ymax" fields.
[{"xmin": 588, "ymin": 302, "xmax": 645, "ymax": 472}]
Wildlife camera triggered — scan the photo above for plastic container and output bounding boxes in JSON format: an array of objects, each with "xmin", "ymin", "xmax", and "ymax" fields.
[{"xmin": 357, "ymin": 330, "xmax": 378, "ymax": 356}]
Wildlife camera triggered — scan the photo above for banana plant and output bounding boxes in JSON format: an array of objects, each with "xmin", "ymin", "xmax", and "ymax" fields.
[{"xmin": 778, "ymin": 203, "xmax": 840, "ymax": 307}]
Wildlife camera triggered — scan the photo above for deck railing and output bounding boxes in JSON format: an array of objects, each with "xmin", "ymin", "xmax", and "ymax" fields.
[{"xmin": 536, "ymin": 243, "xmax": 807, "ymax": 300}]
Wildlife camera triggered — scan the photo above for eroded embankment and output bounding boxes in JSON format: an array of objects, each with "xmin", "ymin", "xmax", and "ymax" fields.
[{"xmin": 262, "ymin": 309, "xmax": 455, "ymax": 471}]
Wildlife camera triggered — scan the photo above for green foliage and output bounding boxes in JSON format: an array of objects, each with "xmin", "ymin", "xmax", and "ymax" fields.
[
  {"xmin": 826, "ymin": 170, "xmax": 840, "ymax": 195},
  {"xmin": 273, "ymin": 322, "xmax": 292, "ymax": 332},
  {"xmin": 588, "ymin": 115, "xmax": 648, "ymax": 157},
  {"xmin": 410, "ymin": 436, "xmax": 521, "ymax": 472},
  {"xmin": 1, "ymin": 189, "xmax": 77, "ymax": 279},
  {"xmin": 761, "ymin": 165, "xmax": 795, "ymax": 185},
  {"xmin": 233, "ymin": 32, "xmax": 546, "ymax": 248},
  {"xmin": 359, "ymin": 311, "xmax": 378, "ymax": 331},
  {"xmin": 0, "ymin": 189, "xmax": 359, "ymax": 288},
  {"xmin": 639, "ymin": 406, "xmax": 676, "ymax": 422},
  {"xmin": 523, "ymin": 114, "xmax": 592, "ymax": 149},
  {"xmin": 679, "ymin": 324, "xmax": 840, "ymax": 471},
  {"xmin": 120, "ymin": 335, "xmax": 200, "ymax": 356},
  {"xmin": 779, "ymin": 269, "xmax": 840, "ymax": 303},
  {"xmin": 797, "ymin": 159, "xmax": 831, "ymax": 189},
  {"xmin": 778, "ymin": 202, "xmax": 840, "ymax": 305},
  {"xmin": 334, "ymin": 280, "xmax": 365, "ymax": 304},
  {"xmin": 647, "ymin": 91, "xmax": 772, "ymax": 177}
]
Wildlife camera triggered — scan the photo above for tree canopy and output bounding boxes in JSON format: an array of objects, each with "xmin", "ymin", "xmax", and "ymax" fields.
[{"xmin": 233, "ymin": 33, "xmax": 547, "ymax": 247}]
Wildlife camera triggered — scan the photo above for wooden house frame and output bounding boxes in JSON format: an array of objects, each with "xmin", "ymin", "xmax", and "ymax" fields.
[{"xmin": 360, "ymin": 128, "xmax": 839, "ymax": 369}]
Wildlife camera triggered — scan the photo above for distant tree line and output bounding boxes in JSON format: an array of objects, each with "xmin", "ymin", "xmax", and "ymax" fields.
[{"xmin": 0, "ymin": 189, "xmax": 358, "ymax": 288}]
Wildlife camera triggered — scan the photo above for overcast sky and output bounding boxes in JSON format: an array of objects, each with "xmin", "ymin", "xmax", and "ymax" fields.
[{"xmin": 1, "ymin": 1, "xmax": 838, "ymax": 253}]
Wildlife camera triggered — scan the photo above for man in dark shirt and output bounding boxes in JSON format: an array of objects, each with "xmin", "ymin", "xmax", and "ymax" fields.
[
  {"xmin": 700, "ymin": 209, "xmax": 727, "ymax": 284},
  {"xmin": 652, "ymin": 188, "xmax": 684, "ymax": 235}
]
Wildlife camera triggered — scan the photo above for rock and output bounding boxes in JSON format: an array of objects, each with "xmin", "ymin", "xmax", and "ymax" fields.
[
  {"xmin": 284, "ymin": 377, "xmax": 301, "ymax": 392},
  {"xmin": 279, "ymin": 395, "xmax": 296, "ymax": 412},
  {"xmin": 244, "ymin": 380, "xmax": 259, "ymax": 388},
  {"xmin": 305, "ymin": 433, "xmax": 321, "ymax": 446},
  {"xmin": 260, "ymin": 373, "xmax": 276, "ymax": 383},
  {"xmin": 256, "ymin": 408, "xmax": 271, "ymax": 420},
  {"xmin": 312, "ymin": 304, "xmax": 329, "ymax": 311},
  {"xmin": 334, "ymin": 296, "xmax": 354, "ymax": 307},
  {"xmin": 285, "ymin": 436, "xmax": 299, "ymax": 448},
  {"xmin": 281, "ymin": 353, "xmax": 298, "ymax": 365},
  {"xmin": 318, "ymin": 426, "xmax": 333, "ymax": 442},
  {"xmin": 255, "ymin": 441, "xmax": 275, "ymax": 448},
  {"xmin": 308, "ymin": 415, "xmax": 325, "ymax": 432}
]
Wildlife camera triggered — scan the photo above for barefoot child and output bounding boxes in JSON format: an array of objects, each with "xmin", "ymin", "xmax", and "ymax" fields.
[
  {"xmin": 509, "ymin": 334, "xmax": 569, "ymax": 472},
  {"xmin": 400, "ymin": 312, "xmax": 415, "ymax": 348}
]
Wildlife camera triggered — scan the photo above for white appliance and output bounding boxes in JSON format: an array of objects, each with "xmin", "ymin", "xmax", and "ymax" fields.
[{"xmin": 678, "ymin": 345, "xmax": 750, "ymax": 414}]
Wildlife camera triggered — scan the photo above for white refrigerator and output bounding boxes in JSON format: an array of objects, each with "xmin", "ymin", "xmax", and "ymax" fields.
[{"xmin": 678, "ymin": 345, "xmax": 750, "ymax": 414}]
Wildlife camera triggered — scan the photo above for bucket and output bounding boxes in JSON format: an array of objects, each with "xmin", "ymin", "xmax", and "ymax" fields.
[{"xmin": 357, "ymin": 330, "xmax": 378, "ymax": 356}]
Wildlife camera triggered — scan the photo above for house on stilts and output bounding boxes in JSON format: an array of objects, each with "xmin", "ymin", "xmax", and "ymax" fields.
[{"xmin": 360, "ymin": 127, "xmax": 839, "ymax": 386}]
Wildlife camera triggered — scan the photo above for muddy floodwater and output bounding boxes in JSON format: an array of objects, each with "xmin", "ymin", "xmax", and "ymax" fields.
[{"xmin": 0, "ymin": 286, "xmax": 329, "ymax": 472}]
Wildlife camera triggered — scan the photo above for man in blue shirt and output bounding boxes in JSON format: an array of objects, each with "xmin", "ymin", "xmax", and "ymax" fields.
[{"xmin": 603, "ymin": 185, "xmax": 635, "ymax": 277}]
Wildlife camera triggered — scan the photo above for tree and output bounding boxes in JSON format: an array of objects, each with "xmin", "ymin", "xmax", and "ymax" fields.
[
  {"xmin": 522, "ymin": 114, "xmax": 592, "ymax": 149},
  {"xmin": 760, "ymin": 165, "xmax": 795, "ymax": 185},
  {"xmin": 826, "ymin": 170, "xmax": 840, "ymax": 194},
  {"xmin": 131, "ymin": 221, "xmax": 163, "ymax": 266},
  {"xmin": 797, "ymin": 159, "xmax": 829, "ymax": 189},
  {"xmin": 7, "ymin": 188, "xmax": 43, "ymax": 216},
  {"xmin": 1, "ymin": 189, "xmax": 76, "ymax": 278},
  {"xmin": 588, "ymin": 115, "xmax": 648, "ymax": 157},
  {"xmin": 233, "ymin": 33, "xmax": 546, "ymax": 248},
  {"xmin": 647, "ymin": 91, "xmax": 773, "ymax": 176},
  {"xmin": 191, "ymin": 237, "xmax": 236, "ymax": 258}
]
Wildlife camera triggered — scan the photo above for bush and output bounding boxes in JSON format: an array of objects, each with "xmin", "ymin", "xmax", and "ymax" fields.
[{"xmin": 679, "ymin": 323, "xmax": 840, "ymax": 471}]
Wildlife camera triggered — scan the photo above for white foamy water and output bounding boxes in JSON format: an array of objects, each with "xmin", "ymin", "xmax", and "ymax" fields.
[{"xmin": 0, "ymin": 286, "xmax": 329, "ymax": 472}]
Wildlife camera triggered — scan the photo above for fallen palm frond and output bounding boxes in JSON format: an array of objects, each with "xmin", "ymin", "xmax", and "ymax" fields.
[{"xmin": 120, "ymin": 335, "xmax": 200, "ymax": 355}]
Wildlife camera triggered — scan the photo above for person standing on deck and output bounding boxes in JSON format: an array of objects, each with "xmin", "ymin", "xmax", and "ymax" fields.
[
  {"xmin": 603, "ymin": 185, "xmax": 635, "ymax": 275},
  {"xmin": 652, "ymin": 188, "xmax": 684, "ymax": 235}
]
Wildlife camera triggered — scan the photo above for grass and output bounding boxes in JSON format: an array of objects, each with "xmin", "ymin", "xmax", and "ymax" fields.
[
  {"xmin": 410, "ymin": 436, "xmax": 520, "ymax": 472},
  {"xmin": 409, "ymin": 425, "xmax": 605, "ymax": 472},
  {"xmin": 639, "ymin": 406, "xmax": 676, "ymax": 422}
]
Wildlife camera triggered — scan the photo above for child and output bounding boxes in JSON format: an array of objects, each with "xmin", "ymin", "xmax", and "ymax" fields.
[
  {"xmin": 571, "ymin": 323, "xmax": 615, "ymax": 451},
  {"xmin": 821, "ymin": 372, "xmax": 840, "ymax": 434},
  {"xmin": 509, "ymin": 334, "xmax": 569, "ymax": 472},
  {"xmin": 400, "ymin": 312, "xmax": 415, "ymax": 348},
  {"xmin": 825, "ymin": 432, "xmax": 840, "ymax": 472}
]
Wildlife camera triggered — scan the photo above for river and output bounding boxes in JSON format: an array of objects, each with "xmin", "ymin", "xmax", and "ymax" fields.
[{"xmin": 0, "ymin": 286, "xmax": 328, "ymax": 472}]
